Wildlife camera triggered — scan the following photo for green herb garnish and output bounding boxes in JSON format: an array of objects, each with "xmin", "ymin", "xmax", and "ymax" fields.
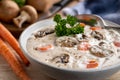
[
  {"xmin": 54, "ymin": 14, "xmax": 84, "ymax": 36},
  {"xmin": 67, "ymin": 15, "xmax": 77, "ymax": 26}
]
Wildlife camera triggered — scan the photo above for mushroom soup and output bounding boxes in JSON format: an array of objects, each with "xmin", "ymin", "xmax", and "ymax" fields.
[{"xmin": 26, "ymin": 15, "xmax": 120, "ymax": 70}]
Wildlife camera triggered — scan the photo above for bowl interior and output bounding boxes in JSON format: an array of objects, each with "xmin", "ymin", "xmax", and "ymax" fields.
[
  {"xmin": 19, "ymin": 19, "xmax": 55, "ymax": 61},
  {"xmin": 19, "ymin": 18, "xmax": 120, "ymax": 72}
]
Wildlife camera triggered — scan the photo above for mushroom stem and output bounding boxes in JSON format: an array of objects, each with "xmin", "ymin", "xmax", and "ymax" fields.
[{"xmin": 13, "ymin": 11, "xmax": 30, "ymax": 28}]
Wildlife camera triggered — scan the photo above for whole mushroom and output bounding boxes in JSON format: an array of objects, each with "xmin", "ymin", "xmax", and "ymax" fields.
[
  {"xmin": 0, "ymin": 0, "xmax": 20, "ymax": 22},
  {"xmin": 13, "ymin": 5, "xmax": 38, "ymax": 28},
  {"xmin": 27, "ymin": 0, "xmax": 60, "ymax": 12}
]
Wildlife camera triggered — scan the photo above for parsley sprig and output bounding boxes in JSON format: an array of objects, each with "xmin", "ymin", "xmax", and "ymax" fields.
[{"xmin": 54, "ymin": 14, "xmax": 84, "ymax": 36}]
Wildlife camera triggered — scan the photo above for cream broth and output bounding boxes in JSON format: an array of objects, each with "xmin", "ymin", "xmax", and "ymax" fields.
[{"xmin": 26, "ymin": 26, "xmax": 120, "ymax": 70}]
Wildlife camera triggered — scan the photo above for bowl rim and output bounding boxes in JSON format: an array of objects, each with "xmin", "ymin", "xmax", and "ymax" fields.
[{"xmin": 19, "ymin": 18, "xmax": 120, "ymax": 72}]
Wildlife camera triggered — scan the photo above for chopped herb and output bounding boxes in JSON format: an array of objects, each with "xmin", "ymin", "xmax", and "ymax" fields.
[
  {"xmin": 54, "ymin": 14, "xmax": 84, "ymax": 36},
  {"xmin": 66, "ymin": 24, "xmax": 84, "ymax": 36},
  {"xmin": 55, "ymin": 24, "xmax": 67, "ymax": 36},
  {"xmin": 67, "ymin": 15, "xmax": 77, "ymax": 26},
  {"xmin": 54, "ymin": 14, "xmax": 62, "ymax": 23}
]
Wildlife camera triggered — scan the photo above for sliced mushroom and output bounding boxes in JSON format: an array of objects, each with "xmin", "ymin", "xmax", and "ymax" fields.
[
  {"xmin": 109, "ymin": 29, "xmax": 120, "ymax": 40},
  {"xmin": 91, "ymin": 31, "xmax": 104, "ymax": 40},
  {"xmin": 34, "ymin": 28, "xmax": 55, "ymax": 38},
  {"xmin": 55, "ymin": 36, "xmax": 79, "ymax": 47},
  {"xmin": 13, "ymin": 5, "xmax": 38, "ymax": 28},
  {"xmin": 99, "ymin": 41, "xmax": 105, "ymax": 46},
  {"xmin": 90, "ymin": 45, "xmax": 105, "ymax": 57},
  {"xmin": 90, "ymin": 45, "xmax": 114, "ymax": 57},
  {"xmin": 52, "ymin": 54, "xmax": 70, "ymax": 63},
  {"xmin": 75, "ymin": 33, "xmax": 89, "ymax": 42},
  {"xmin": 82, "ymin": 34, "xmax": 88, "ymax": 39},
  {"xmin": 99, "ymin": 41, "xmax": 115, "ymax": 50}
]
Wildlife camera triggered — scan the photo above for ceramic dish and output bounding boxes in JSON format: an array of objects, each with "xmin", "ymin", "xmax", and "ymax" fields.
[{"xmin": 19, "ymin": 17, "xmax": 120, "ymax": 80}]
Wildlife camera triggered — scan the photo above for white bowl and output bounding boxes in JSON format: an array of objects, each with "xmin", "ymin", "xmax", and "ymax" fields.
[{"xmin": 19, "ymin": 18, "xmax": 120, "ymax": 80}]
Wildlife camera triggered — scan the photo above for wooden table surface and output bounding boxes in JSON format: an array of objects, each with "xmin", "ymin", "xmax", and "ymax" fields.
[{"xmin": 0, "ymin": 1, "xmax": 120, "ymax": 80}]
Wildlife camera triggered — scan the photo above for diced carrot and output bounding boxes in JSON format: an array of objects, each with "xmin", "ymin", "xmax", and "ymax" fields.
[
  {"xmin": 77, "ymin": 42, "xmax": 90, "ymax": 51},
  {"xmin": 87, "ymin": 63, "xmax": 98, "ymax": 68},
  {"xmin": 87, "ymin": 60, "xmax": 98, "ymax": 68},
  {"xmin": 0, "ymin": 38, "xmax": 31, "ymax": 80},
  {"xmin": 80, "ymin": 23, "xmax": 86, "ymax": 27},
  {"xmin": 37, "ymin": 44, "xmax": 53, "ymax": 51},
  {"xmin": 90, "ymin": 27, "xmax": 102, "ymax": 31},
  {"xmin": 113, "ymin": 41, "xmax": 120, "ymax": 47},
  {"xmin": 89, "ymin": 60, "xmax": 96, "ymax": 63},
  {"xmin": 0, "ymin": 23, "xmax": 30, "ymax": 66}
]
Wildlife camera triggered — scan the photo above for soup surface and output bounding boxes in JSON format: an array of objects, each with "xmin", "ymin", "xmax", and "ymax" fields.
[{"xmin": 26, "ymin": 15, "xmax": 120, "ymax": 70}]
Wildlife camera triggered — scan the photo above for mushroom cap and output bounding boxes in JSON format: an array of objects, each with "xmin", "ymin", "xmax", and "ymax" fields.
[
  {"xmin": 0, "ymin": 0, "xmax": 20, "ymax": 22},
  {"xmin": 27, "ymin": 0, "xmax": 52, "ymax": 12},
  {"xmin": 27, "ymin": 0, "xmax": 61, "ymax": 12},
  {"xmin": 21, "ymin": 5, "xmax": 38, "ymax": 23}
]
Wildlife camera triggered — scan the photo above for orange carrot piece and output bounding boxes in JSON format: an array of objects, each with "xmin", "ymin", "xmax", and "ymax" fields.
[
  {"xmin": 77, "ymin": 42, "xmax": 90, "ymax": 51},
  {"xmin": 80, "ymin": 23, "xmax": 86, "ymax": 27},
  {"xmin": 89, "ymin": 60, "xmax": 96, "ymax": 64},
  {"xmin": 0, "ymin": 23, "xmax": 30, "ymax": 66},
  {"xmin": 0, "ymin": 38, "xmax": 31, "ymax": 80},
  {"xmin": 37, "ymin": 44, "xmax": 53, "ymax": 51},
  {"xmin": 90, "ymin": 27, "xmax": 101, "ymax": 31},
  {"xmin": 113, "ymin": 41, "xmax": 120, "ymax": 47},
  {"xmin": 87, "ymin": 60, "xmax": 98, "ymax": 68}
]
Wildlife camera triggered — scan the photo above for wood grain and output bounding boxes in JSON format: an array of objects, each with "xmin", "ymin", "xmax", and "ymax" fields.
[{"xmin": 0, "ymin": 56, "xmax": 54, "ymax": 80}]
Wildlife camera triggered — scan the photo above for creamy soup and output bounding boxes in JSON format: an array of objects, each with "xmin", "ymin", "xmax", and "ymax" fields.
[{"xmin": 26, "ymin": 24, "xmax": 120, "ymax": 70}]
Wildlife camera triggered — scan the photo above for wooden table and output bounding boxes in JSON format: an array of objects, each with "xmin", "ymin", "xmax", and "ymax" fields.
[{"xmin": 0, "ymin": 1, "xmax": 120, "ymax": 80}]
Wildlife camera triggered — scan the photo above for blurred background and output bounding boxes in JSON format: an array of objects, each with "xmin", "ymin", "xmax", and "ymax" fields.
[
  {"xmin": 62, "ymin": 0, "xmax": 120, "ymax": 25},
  {"xmin": 0, "ymin": 0, "xmax": 120, "ymax": 38}
]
